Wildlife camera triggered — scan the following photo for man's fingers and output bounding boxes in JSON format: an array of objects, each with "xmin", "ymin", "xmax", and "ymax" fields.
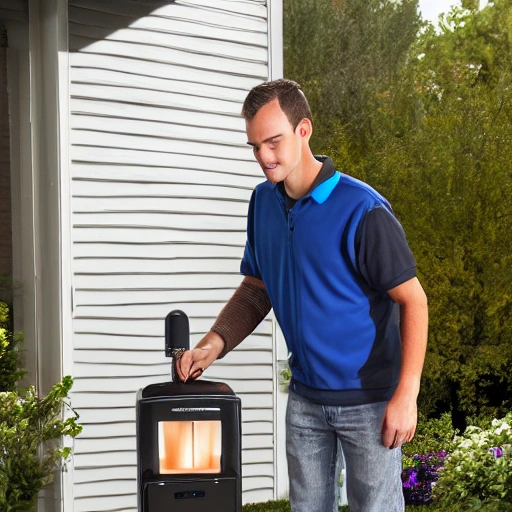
[
  {"xmin": 187, "ymin": 356, "xmax": 208, "ymax": 381},
  {"xmin": 385, "ymin": 427, "xmax": 416, "ymax": 449},
  {"xmin": 175, "ymin": 349, "xmax": 210, "ymax": 382},
  {"xmin": 391, "ymin": 431, "xmax": 399, "ymax": 449},
  {"xmin": 176, "ymin": 351, "xmax": 195, "ymax": 382},
  {"xmin": 382, "ymin": 424, "xmax": 395, "ymax": 449},
  {"xmin": 382, "ymin": 425, "xmax": 408, "ymax": 449},
  {"xmin": 175, "ymin": 356, "xmax": 188, "ymax": 382},
  {"xmin": 405, "ymin": 427, "xmax": 416, "ymax": 444},
  {"xmin": 189, "ymin": 367, "xmax": 205, "ymax": 381}
]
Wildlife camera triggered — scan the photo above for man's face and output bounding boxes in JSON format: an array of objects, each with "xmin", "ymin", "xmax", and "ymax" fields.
[{"xmin": 245, "ymin": 98, "xmax": 303, "ymax": 183}]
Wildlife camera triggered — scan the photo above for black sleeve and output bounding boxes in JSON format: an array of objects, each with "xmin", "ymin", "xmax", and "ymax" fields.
[{"xmin": 356, "ymin": 205, "xmax": 416, "ymax": 292}]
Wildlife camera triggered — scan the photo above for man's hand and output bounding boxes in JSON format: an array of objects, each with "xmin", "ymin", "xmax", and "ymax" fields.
[
  {"xmin": 382, "ymin": 391, "xmax": 418, "ymax": 449},
  {"xmin": 176, "ymin": 331, "xmax": 225, "ymax": 382}
]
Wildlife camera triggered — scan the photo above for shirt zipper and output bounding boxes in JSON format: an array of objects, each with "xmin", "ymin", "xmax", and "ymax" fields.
[{"xmin": 286, "ymin": 203, "xmax": 313, "ymax": 383}]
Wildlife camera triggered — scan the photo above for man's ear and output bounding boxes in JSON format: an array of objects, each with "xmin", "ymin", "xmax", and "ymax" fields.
[{"xmin": 297, "ymin": 118, "xmax": 313, "ymax": 140}]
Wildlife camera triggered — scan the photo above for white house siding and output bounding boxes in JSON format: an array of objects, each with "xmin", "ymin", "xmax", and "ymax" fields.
[{"xmin": 68, "ymin": 1, "xmax": 276, "ymax": 510}]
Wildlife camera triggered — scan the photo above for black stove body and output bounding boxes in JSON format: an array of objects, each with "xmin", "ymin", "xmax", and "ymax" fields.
[{"xmin": 136, "ymin": 311, "xmax": 242, "ymax": 511}]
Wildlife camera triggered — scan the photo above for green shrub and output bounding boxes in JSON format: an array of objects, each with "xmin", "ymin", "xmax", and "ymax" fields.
[
  {"xmin": 241, "ymin": 502, "xmax": 349, "ymax": 512},
  {"xmin": 402, "ymin": 412, "xmax": 457, "ymax": 467},
  {"xmin": 242, "ymin": 500, "xmax": 291, "ymax": 512},
  {"xmin": 432, "ymin": 411, "xmax": 512, "ymax": 509},
  {"xmin": 241, "ymin": 499, "xmax": 511, "ymax": 511},
  {"xmin": 0, "ymin": 303, "xmax": 82, "ymax": 512},
  {"xmin": 0, "ymin": 303, "xmax": 25, "ymax": 391},
  {"xmin": 279, "ymin": 363, "xmax": 292, "ymax": 392},
  {"xmin": 409, "ymin": 505, "xmax": 490, "ymax": 511}
]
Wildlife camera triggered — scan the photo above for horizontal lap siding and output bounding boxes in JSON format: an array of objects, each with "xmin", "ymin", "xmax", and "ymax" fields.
[
  {"xmin": 0, "ymin": 0, "xmax": 28, "ymax": 24},
  {"xmin": 68, "ymin": 1, "xmax": 273, "ymax": 510}
]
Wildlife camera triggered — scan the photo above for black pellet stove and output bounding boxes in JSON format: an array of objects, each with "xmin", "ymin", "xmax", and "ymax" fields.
[{"xmin": 136, "ymin": 311, "xmax": 242, "ymax": 511}]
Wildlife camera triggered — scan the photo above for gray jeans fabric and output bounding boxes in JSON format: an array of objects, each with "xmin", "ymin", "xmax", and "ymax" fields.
[{"xmin": 286, "ymin": 391, "xmax": 405, "ymax": 512}]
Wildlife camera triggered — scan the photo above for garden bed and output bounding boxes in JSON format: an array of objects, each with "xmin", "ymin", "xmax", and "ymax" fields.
[
  {"xmin": 242, "ymin": 411, "xmax": 512, "ymax": 512},
  {"xmin": 241, "ymin": 501, "xmax": 499, "ymax": 511}
]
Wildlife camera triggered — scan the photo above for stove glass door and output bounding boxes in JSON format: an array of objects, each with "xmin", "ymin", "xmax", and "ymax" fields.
[{"xmin": 158, "ymin": 420, "xmax": 222, "ymax": 474}]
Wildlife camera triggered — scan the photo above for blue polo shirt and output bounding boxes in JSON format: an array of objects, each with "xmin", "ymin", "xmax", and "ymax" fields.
[{"xmin": 240, "ymin": 156, "xmax": 416, "ymax": 406}]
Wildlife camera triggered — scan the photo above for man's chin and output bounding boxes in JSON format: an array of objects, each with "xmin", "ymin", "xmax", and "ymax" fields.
[{"xmin": 263, "ymin": 168, "xmax": 282, "ymax": 183}]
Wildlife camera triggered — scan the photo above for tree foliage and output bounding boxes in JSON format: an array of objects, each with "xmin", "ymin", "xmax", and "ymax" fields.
[
  {"xmin": 284, "ymin": 0, "xmax": 512, "ymax": 427},
  {"xmin": 285, "ymin": 0, "xmax": 422, "ymax": 149}
]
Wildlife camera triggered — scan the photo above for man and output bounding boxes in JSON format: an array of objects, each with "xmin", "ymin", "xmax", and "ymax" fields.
[{"xmin": 177, "ymin": 79, "xmax": 428, "ymax": 512}]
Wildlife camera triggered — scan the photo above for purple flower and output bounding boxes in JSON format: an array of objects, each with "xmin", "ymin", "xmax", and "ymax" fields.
[
  {"xmin": 402, "ymin": 468, "xmax": 418, "ymax": 489},
  {"xmin": 489, "ymin": 446, "xmax": 504, "ymax": 458},
  {"xmin": 402, "ymin": 451, "xmax": 447, "ymax": 505}
]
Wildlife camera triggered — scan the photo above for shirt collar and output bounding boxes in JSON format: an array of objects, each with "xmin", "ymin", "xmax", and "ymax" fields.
[
  {"xmin": 309, "ymin": 156, "xmax": 340, "ymax": 204},
  {"xmin": 274, "ymin": 155, "xmax": 340, "ymax": 205}
]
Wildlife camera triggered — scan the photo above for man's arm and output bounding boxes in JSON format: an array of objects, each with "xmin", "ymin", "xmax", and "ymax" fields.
[
  {"xmin": 176, "ymin": 275, "xmax": 270, "ymax": 381},
  {"xmin": 382, "ymin": 276, "xmax": 428, "ymax": 449}
]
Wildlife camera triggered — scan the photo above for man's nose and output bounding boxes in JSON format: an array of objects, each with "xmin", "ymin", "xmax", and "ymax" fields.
[{"xmin": 259, "ymin": 145, "xmax": 273, "ymax": 165}]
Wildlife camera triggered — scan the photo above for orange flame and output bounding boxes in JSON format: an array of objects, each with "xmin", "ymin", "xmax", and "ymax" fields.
[{"xmin": 158, "ymin": 421, "xmax": 222, "ymax": 474}]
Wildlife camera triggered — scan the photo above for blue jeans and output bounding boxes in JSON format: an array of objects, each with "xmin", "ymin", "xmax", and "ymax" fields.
[{"xmin": 286, "ymin": 391, "xmax": 404, "ymax": 512}]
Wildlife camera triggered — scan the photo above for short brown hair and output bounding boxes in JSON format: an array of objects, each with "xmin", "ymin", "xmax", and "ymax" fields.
[{"xmin": 241, "ymin": 78, "xmax": 313, "ymax": 130}]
